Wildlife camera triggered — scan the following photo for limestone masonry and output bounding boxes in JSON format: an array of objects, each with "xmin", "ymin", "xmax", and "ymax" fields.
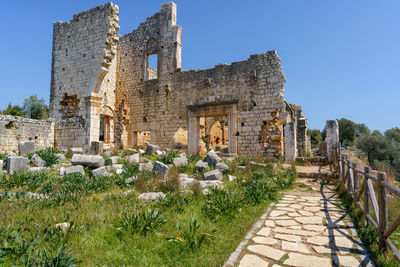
[{"xmin": 3, "ymin": 2, "xmax": 310, "ymax": 158}]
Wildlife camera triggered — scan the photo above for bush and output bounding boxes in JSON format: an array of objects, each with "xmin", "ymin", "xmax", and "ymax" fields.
[
  {"xmin": 157, "ymin": 151, "xmax": 180, "ymax": 165},
  {"xmin": 117, "ymin": 207, "xmax": 167, "ymax": 236},
  {"xmin": 243, "ymin": 179, "xmax": 277, "ymax": 206},
  {"xmin": 202, "ymin": 188, "xmax": 241, "ymax": 221},
  {"xmin": 153, "ymin": 193, "xmax": 191, "ymax": 213},
  {"xmin": 29, "ymin": 147, "xmax": 63, "ymax": 167}
]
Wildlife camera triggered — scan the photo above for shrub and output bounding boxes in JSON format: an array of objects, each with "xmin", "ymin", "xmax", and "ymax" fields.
[
  {"xmin": 167, "ymin": 216, "xmax": 215, "ymax": 251},
  {"xmin": 157, "ymin": 151, "xmax": 180, "ymax": 165},
  {"xmin": 29, "ymin": 147, "xmax": 63, "ymax": 167},
  {"xmin": 117, "ymin": 207, "xmax": 167, "ymax": 236},
  {"xmin": 202, "ymin": 187, "xmax": 241, "ymax": 221},
  {"xmin": 153, "ymin": 193, "xmax": 191, "ymax": 213},
  {"xmin": 243, "ymin": 179, "xmax": 277, "ymax": 206},
  {"xmin": 30, "ymin": 245, "xmax": 80, "ymax": 266}
]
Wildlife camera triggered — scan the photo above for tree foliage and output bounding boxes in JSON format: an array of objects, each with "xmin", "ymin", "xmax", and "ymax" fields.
[
  {"xmin": 23, "ymin": 95, "xmax": 49, "ymax": 120},
  {"xmin": 2, "ymin": 103, "xmax": 26, "ymax": 117},
  {"xmin": 308, "ymin": 129, "xmax": 322, "ymax": 148}
]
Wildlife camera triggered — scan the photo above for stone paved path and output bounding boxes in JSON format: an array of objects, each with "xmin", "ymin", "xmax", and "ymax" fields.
[{"xmin": 227, "ymin": 168, "xmax": 374, "ymax": 267}]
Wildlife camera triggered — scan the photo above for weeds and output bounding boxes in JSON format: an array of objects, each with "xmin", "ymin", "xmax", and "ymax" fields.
[
  {"xmin": 167, "ymin": 216, "xmax": 215, "ymax": 251},
  {"xmin": 202, "ymin": 187, "xmax": 241, "ymax": 221},
  {"xmin": 28, "ymin": 147, "xmax": 64, "ymax": 167},
  {"xmin": 157, "ymin": 151, "xmax": 180, "ymax": 165},
  {"xmin": 117, "ymin": 207, "xmax": 167, "ymax": 236}
]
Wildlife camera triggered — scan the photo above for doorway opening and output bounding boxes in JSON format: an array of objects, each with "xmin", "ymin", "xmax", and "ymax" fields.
[
  {"xmin": 145, "ymin": 52, "xmax": 158, "ymax": 81},
  {"xmin": 99, "ymin": 116, "xmax": 111, "ymax": 143}
]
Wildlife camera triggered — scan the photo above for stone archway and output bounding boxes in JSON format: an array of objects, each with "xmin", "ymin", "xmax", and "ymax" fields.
[{"xmin": 187, "ymin": 102, "xmax": 237, "ymax": 155}]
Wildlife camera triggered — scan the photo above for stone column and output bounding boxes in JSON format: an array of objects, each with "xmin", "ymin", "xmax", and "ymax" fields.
[
  {"xmin": 228, "ymin": 107, "xmax": 238, "ymax": 154},
  {"xmin": 188, "ymin": 112, "xmax": 199, "ymax": 154},
  {"xmin": 297, "ymin": 118, "xmax": 308, "ymax": 156},
  {"xmin": 284, "ymin": 122, "xmax": 297, "ymax": 162},
  {"xmin": 326, "ymin": 120, "xmax": 339, "ymax": 162}
]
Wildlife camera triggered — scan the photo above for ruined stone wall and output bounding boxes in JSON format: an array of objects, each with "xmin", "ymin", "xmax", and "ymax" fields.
[
  {"xmin": 0, "ymin": 115, "xmax": 54, "ymax": 153},
  {"xmin": 50, "ymin": 2, "xmax": 119, "ymax": 150},
  {"xmin": 120, "ymin": 50, "xmax": 287, "ymax": 158},
  {"xmin": 289, "ymin": 104, "xmax": 310, "ymax": 156}
]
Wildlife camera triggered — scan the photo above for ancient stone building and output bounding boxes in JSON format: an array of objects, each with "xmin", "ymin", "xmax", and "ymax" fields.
[{"xmin": 48, "ymin": 2, "xmax": 309, "ymax": 158}]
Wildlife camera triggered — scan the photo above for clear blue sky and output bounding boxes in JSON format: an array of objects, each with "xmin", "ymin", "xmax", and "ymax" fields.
[{"xmin": 1, "ymin": 0, "xmax": 399, "ymax": 132}]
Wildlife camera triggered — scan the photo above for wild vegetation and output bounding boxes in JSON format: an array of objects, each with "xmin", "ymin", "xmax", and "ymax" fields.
[
  {"xmin": 0, "ymin": 152, "xmax": 296, "ymax": 265},
  {"xmin": 0, "ymin": 94, "xmax": 48, "ymax": 120}
]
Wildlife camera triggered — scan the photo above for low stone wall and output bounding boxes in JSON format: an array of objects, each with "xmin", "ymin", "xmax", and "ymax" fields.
[{"xmin": 0, "ymin": 115, "xmax": 55, "ymax": 153}]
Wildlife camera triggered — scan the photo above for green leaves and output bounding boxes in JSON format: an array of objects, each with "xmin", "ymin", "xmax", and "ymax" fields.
[{"xmin": 118, "ymin": 207, "xmax": 167, "ymax": 236}]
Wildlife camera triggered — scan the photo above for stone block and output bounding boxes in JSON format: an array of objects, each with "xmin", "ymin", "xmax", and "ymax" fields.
[
  {"xmin": 173, "ymin": 155, "xmax": 187, "ymax": 167},
  {"xmin": 215, "ymin": 162, "xmax": 229, "ymax": 173},
  {"xmin": 90, "ymin": 141, "xmax": 104, "ymax": 155},
  {"xmin": 70, "ymin": 154, "xmax": 104, "ymax": 168},
  {"xmin": 18, "ymin": 141, "xmax": 34, "ymax": 155},
  {"xmin": 145, "ymin": 144, "xmax": 160, "ymax": 155},
  {"xmin": 65, "ymin": 165, "xmax": 85, "ymax": 176},
  {"xmin": 92, "ymin": 166, "xmax": 107, "ymax": 176},
  {"xmin": 139, "ymin": 161, "xmax": 153, "ymax": 171},
  {"xmin": 55, "ymin": 153, "xmax": 66, "ymax": 161},
  {"xmin": 153, "ymin": 161, "xmax": 169, "ymax": 178},
  {"xmin": 138, "ymin": 192, "xmax": 166, "ymax": 202},
  {"xmin": 203, "ymin": 169, "xmax": 222, "ymax": 181},
  {"xmin": 31, "ymin": 154, "xmax": 46, "ymax": 167},
  {"xmin": 195, "ymin": 160, "xmax": 208, "ymax": 171},
  {"xmin": 203, "ymin": 150, "xmax": 221, "ymax": 168},
  {"xmin": 125, "ymin": 154, "xmax": 139, "ymax": 164},
  {"xmin": 6, "ymin": 156, "xmax": 29, "ymax": 174}
]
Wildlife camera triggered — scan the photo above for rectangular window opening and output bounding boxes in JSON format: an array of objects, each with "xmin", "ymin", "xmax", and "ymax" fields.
[{"xmin": 145, "ymin": 52, "xmax": 158, "ymax": 81}]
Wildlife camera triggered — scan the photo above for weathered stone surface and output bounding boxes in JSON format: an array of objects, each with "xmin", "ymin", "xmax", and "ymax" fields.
[
  {"xmin": 203, "ymin": 169, "xmax": 222, "ymax": 181},
  {"xmin": 247, "ymin": 245, "xmax": 286, "ymax": 261},
  {"xmin": 6, "ymin": 156, "xmax": 29, "ymax": 174},
  {"xmin": 71, "ymin": 154, "xmax": 104, "ymax": 168},
  {"xmin": 28, "ymin": 167, "xmax": 48, "ymax": 173},
  {"xmin": 303, "ymin": 224, "xmax": 326, "ymax": 232},
  {"xmin": 138, "ymin": 192, "xmax": 166, "ymax": 202},
  {"xmin": 256, "ymin": 227, "xmax": 271, "ymax": 237},
  {"xmin": 92, "ymin": 166, "xmax": 107, "ymax": 176},
  {"xmin": 312, "ymin": 245, "xmax": 332, "ymax": 254},
  {"xmin": 228, "ymin": 175, "xmax": 237, "ymax": 181},
  {"xmin": 55, "ymin": 222, "xmax": 71, "ymax": 231},
  {"xmin": 70, "ymin": 147, "xmax": 84, "ymax": 154},
  {"xmin": 275, "ymin": 220, "xmax": 298, "ymax": 227},
  {"xmin": 295, "ymin": 216, "xmax": 323, "ymax": 225},
  {"xmin": 274, "ymin": 234, "xmax": 301, "ymax": 242},
  {"xmin": 139, "ymin": 161, "xmax": 153, "ymax": 171},
  {"xmin": 65, "ymin": 165, "xmax": 85, "ymax": 175},
  {"xmin": 283, "ymin": 253, "xmax": 331, "ymax": 267},
  {"xmin": 298, "ymin": 210, "xmax": 313, "ymax": 216},
  {"xmin": 108, "ymin": 156, "xmax": 121, "ymax": 164},
  {"xmin": 252, "ymin": 236, "xmax": 278, "ymax": 245},
  {"xmin": 281, "ymin": 241, "xmax": 310, "ymax": 254},
  {"xmin": 306, "ymin": 236, "xmax": 330, "ymax": 246},
  {"xmin": 18, "ymin": 141, "xmax": 34, "ymax": 155},
  {"xmin": 336, "ymin": 256, "xmax": 360, "ymax": 266},
  {"xmin": 126, "ymin": 154, "xmax": 139, "ymax": 164},
  {"xmin": 90, "ymin": 141, "xmax": 103, "ymax": 155},
  {"xmin": 59, "ymin": 167, "xmax": 65, "ymax": 176},
  {"xmin": 239, "ymin": 254, "xmax": 269, "ymax": 267},
  {"xmin": 265, "ymin": 220, "xmax": 275, "ymax": 227},
  {"xmin": 270, "ymin": 210, "xmax": 286, "ymax": 217},
  {"xmin": 195, "ymin": 160, "xmax": 208, "ymax": 171},
  {"xmin": 179, "ymin": 174, "xmax": 197, "ymax": 189},
  {"xmin": 173, "ymin": 155, "xmax": 188, "ymax": 167},
  {"xmin": 55, "ymin": 153, "xmax": 66, "ymax": 161},
  {"xmin": 153, "ymin": 161, "xmax": 169, "ymax": 178},
  {"xmin": 31, "ymin": 154, "xmax": 46, "ymax": 167},
  {"xmin": 203, "ymin": 150, "xmax": 221, "ymax": 167},
  {"xmin": 145, "ymin": 144, "xmax": 160, "ymax": 155},
  {"xmin": 274, "ymin": 227, "xmax": 320, "ymax": 236},
  {"xmin": 215, "ymin": 162, "xmax": 229, "ymax": 173}
]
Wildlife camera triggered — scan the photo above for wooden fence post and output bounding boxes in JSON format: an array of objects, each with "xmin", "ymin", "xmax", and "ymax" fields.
[
  {"xmin": 378, "ymin": 172, "xmax": 388, "ymax": 250},
  {"xmin": 353, "ymin": 162, "xmax": 359, "ymax": 200},
  {"xmin": 364, "ymin": 166, "xmax": 371, "ymax": 226}
]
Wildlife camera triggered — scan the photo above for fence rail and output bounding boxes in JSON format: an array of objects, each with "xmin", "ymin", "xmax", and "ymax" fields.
[{"xmin": 337, "ymin": 151, "xmax": 400, "ymax": 260}]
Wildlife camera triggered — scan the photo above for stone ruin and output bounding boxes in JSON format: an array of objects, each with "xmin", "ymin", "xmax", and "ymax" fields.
[{"xmin": 1, "ymin": 2, "xmax": 310, "ymax": 160}]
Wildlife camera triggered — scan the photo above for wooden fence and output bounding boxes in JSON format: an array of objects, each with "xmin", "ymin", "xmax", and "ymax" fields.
[{"xmin": 337, "ymin": 153, "xmax": 400, "ymax": 260}]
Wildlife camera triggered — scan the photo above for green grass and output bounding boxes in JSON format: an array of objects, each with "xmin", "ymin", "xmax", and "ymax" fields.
[{"xmin": 0, "ymin": 155, "xmax": 296, "ymax": 266}]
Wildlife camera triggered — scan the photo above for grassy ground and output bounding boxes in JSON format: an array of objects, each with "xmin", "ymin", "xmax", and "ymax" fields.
[{"xmin": 0, "ymin": 152, "xmax": 295, "ymax": 266}]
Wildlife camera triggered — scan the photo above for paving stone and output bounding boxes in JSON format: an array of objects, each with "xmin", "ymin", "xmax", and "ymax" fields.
[
  {"xmin": 301, "ymin": 196, "xmax": 321, "ymax": 201},
  {"xmin": 295, "ymin": 216, "xmax": 323, "ymax": 225},
  {"xmin": 256, "ymin": 227, "xmax": 271, "ymax": 236},
  {"xmin": 276, "ymin": 207, "xmax": 296, "ymax": 212},
  {"xmin": 274, "ymin": 227, "xmax": 320, "ymax": 236},
  {"xmin": 334, "ymin": 236, "xmax": 354, "ymax": 248},
  {"xmin": 306, "ymin": 236, "xmax": 330, "ymax": 246},
  {"xmin": 274, "ymin": 234, "xmax": 301, "ymax": 242},
  {"xmin": 284, "ymin": 194, "xmax": 297, "ymax": 198},
  {"xmin": 303, "ymin": 224, "xmax": 326, "ymax": 232},
  {"xmin": 336, "ymin": 256, "xmax": 360, "ymax": 266},
  {"xmin": 272, "ymin": 265, "xmax": 283, "ymax": 267},
  {"xmin": 275, "ymin": 220, "xmax": 298, "ymax": 227},
  {"xmin": 281, "ymin": 241, "xmax": 311, "ymax": 254},
  {"xmin": 312, "ymin": 245, "xmax": 333, "ymax": 254},
  {"xmin": 283, "ymin": 253, "xmax": 332, "ymax": 267},
  {"xmin": 287, "ymin": 212, "xmax": 301, "ymax": 217},
  {"xmin": 252, "ymin": 236, "xmax": 278, "ymax": 245},
  {"xmin": 298, "ymin": 210, "xmax": 314, "ymax": 216},
  {"xmin": 265, "ymin": 220, "xmax": 275, "ymax": 227},
  {"xmin": 270, "ymin": 216, "xmax": 292, "ymax": 220},
  {"xmin": 304, "ymin": 206, "xmax": 321, "ymax": 212},
  {"xmin": 270, "ymin": 210, "xmax": 286, "ymax": 217},
  {"xmin": 288, "ymin": 225, "xmax": 302, "ymax": 230},
  {"xmin": 276, "ymin": 203, "xmax": 289, "ymax": 207},
  {"xmin": 289, "ymin": 204, "xmax": 303, "ymax": 209},
  {"xmin": 247, "ymin": 245, "xmax": 286, "ymax": 261},
  {"xmin": 239, "ymin": 254, "xmax": 269, "ymax": 267}
]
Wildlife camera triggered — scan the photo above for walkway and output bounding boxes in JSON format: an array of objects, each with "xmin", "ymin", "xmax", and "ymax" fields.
[{"xmin": 226, "ymin": 166, "xmax": 374, "ymax": 267}]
